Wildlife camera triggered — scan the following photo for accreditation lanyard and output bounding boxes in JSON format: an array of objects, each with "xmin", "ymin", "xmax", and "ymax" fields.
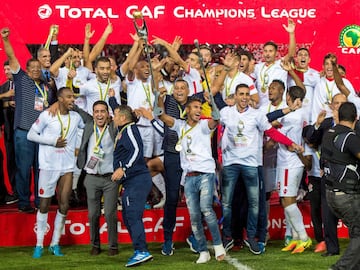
[
  {"xmin": 260, "ymin": 63, "xmax": 274, "ymax": 91},
  {"xmin": 113, "ymin": 122, "xmax": 134, "ymax": 150},
  {"xmin": 97, "ymin": 79, "xmax": 110, "ymax": 101},
  {"xmin": 225, "ymin": 72, "xmax": 238, "ymax": 97},
  {"xmin": 177, "ymin": 104, "xmax": 187, "ymax": 119},
  {"xmin": 57, "ymin": 111, "xmax": 71, "ymax": 139},
  {"xmin": 35, "ymin": 81, "xmax": 48, "ymax": 103},
  {"xmin": 267, "ymin": 101, "xmax": 283, "ymax": 113},
  {"xmin": 325, "ymin": 80, "xmax": 335, "ymax": 104},
  {"xmin": 177, "ymin": 123, "xmax": 197, "ymax": 146},
  {"xmin": 93, "ymin": 123, "xmax": 108, "ymax": 152},
  {"xmin": 142, "ymin": 82, "xmax": 152, "ymax": 108}
]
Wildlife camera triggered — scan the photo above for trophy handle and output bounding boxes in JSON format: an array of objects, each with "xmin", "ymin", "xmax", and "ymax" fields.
[{"xmin": 153, "ymin": 91, "xmax": 164, "ymax": 116}]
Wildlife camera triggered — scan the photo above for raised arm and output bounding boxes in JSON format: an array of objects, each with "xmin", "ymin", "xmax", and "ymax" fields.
[
  {"xmin": 88, "ymin": 22, "xmax": 113, "ymax": 63},
  {"xmin": 152, "ymin": 36, "xmax": 188, "ymax": 71},
  {"xmin": 49, "ymin": 47, "xmax": 73, "ymax": 78},
  {"xmin": 83, "ymin": 23, "xmax": 95, "ymax": 71},
  {"xmin": 283, "ymin": 18, "xmax": 296, "ymax": 58},
  {"xmin": 0, "ymin": 28, "xmax": 20, "ymax": 71}
]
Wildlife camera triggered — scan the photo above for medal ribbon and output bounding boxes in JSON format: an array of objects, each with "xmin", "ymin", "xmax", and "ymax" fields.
[
  {"xmin": 225, "ymin": 72, "xmax": 238, "ymax": 98},
  {"xmin": 97, "ymin": 79, "xmax": 110, "ymax": 101},
  {"xmin": 93, "ymin": 123, "xmax": 108, "ymax": 150},
  {"xmin": 176, "ymin": 123, "xmax": 197, "ymax": 147},
  {"xmin": 57, "ymin": 112, "xmax": 71, "ymax": 139},
  {"xmin": 177, "ymin": 104, "xmax": 187, "ymax": 119},
  {"xmin": 35, "ymin": 81, "xmax": 48, "ymax": 104},
  {"xmin": 113, "ymin": 122, "xmax": 134, "ymax": 150},
  {"xmin": 260, "ymin": 63, "xmax": 274, "ymax": 92},
  {"xmin": 267, "ymin": 101, "xmax": 283, "ymax": 113},
  {"xmin": 142, "ymin": 83, "xmax": 152, "ymax": 109}
]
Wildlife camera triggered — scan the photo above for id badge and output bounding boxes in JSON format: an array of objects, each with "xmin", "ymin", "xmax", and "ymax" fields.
[
  {"xmin": 93, "ymin": 148, "xmax": 105, "ymax": 159},
  {"xmin": 34, "ymin": 96, "xmax": 44, "ymax": 111},
  {"xmin": 86, "ymin": 155, "xmax": 99, "ymax": 170}
]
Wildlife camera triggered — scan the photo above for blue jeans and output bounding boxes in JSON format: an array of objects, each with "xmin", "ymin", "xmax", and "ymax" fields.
[
  {"xmin": 163, "ymin": 151, "xmax": 183, "ymax": 242},
  {"xmin": 185, "ymin": 173, "xmax": 222, "ymax": 252},
  {"xmin": 257, "ymin": 166, "xmax": 267, "ymax": 243},
  {"xmin": 222, "ymin": 164, "xmax": 259, "ymax": 239},
  {"xmin": 14, "ymin": 128, "xmax": 39, "ymax": 208},
  {"xmin": 326, "ymin": 190, "xmax": 360, "ymax": 270}
]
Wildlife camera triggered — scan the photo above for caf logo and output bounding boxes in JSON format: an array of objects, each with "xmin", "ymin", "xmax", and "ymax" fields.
[{"xmin": 339, "ymin": 25, "xmax": 360, "ymax": 48}]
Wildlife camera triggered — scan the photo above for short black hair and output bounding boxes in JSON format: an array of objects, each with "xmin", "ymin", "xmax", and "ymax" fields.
[
  {"xmin": 338, "ymin": 102, "xmax": 357, "ymax": 123},
  {"xmin": 93, "ymin": 100, "xmax": 109, "ymax": 112},
  {"xmin": 4, "ymin": 60, "xmax": 9, "ymax": 66},
  {"xmin": 271, "ymin": 79, "xmax": 285, "ymax": 91},
  {"xmin": 235, "ymin": 83, "xmax": 250, "ymax": 94},
  {"xmin": 57, "ymin": 87, "xmax": 73, "ymax": 98},
  {"xmin": 115, "ymin": 105, "xmax": 138, "ymax": 123},
  {"xmin": 287, "ymin": 86, "xmax": 305, "ymax": 102},
  {"xmin": 264, "ymin": 41, "xmax": 278, "ymax": 51},
  {"xmin": 297, "ymin": 47, "xmax": 310, "ymax": 56},
  {"xmin": 95, "ymin": 56, "xmax": 111, "ymax": 67},
  {"xmin": 186, "ymin": 97, "xmax": 202, "ymax": 108}
]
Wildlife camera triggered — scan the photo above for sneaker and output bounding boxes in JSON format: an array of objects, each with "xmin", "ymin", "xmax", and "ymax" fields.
[
  {"xmin": 32, "ymin": 246, "xmax": 43, "ymax": 259},
  {"xmin": 186, "ymin": 234, "xmax": 199, "ymax": 253},
  {"xmin": 314, "ymin": 241, "xmax": 326, "ymax": 253},
  {"xmin": 292, "ymin": 238, "xmax": 312, "ymax": 254},
  {"xmin": 196, "ymin": 251, "xmax": 211, "ymax": 264},
  {"xmin": 258, "ymin": 242, "xmax": 266, "ymax": 254},
  {"xmin": 49, "ymin": 245, "xmax": 64, "ymax": 256},
  {"xmin": 232, "ymin": 239, "xmax": 244, "ymax": 251},
  {"xmin": 5, "ymin": 194, "xmax": 19, "ymax": 205},
  {"xmin": 222, "ymin": 237, "xmax": 234, "ymax": 252},
  {"xmin": 125, "ymin": 250, "xmax": 153, "ymax": 267},
  {"xmin": 282, "ymin": 240, "xmax": 299, "ymax": 251},
  {"xmin": 284, "ymin": 235, "xmax": 292, "ymax": 246},
  {"xmin": 161, "ymin": 240, "xmax": 174, "ymax": 256},
  {"xmin": 244, "ymin": 238, "xmax": 261, "ymax": 255}
]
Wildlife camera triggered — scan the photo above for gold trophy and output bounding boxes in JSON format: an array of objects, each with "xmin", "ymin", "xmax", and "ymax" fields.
[
  {"xmin": 132, "ymin": 10, "xmax": 163, "ymax": 116},
  {"xmin": 44, "ymin": 25, "xmax": 59, "ymax": 50}
]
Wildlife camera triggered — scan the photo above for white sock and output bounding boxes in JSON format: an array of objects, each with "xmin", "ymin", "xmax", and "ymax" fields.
[
  {"xmin": 50, "ymin": 210, "xmax": 66, "ymax": 246},
  {"xmin": 284, "ymin": 210, "xmax": 293, "ymax": 238},
  {"xmin": 285, "ymin": 204, "xmax": 308, "ymax": 241},
  {"xmin": 36, "ymin": 211, "xmax": 48, "ymax": 247},
  {"xmin": 152, "ymin": 174, "xmax": 166, "ymax": 198}
]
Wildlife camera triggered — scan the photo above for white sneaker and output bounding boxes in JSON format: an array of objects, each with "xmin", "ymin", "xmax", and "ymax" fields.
[
  {"xmin": 196, "ymin": 251, "xmax": 211, "ymax": 264},
  {"xmin": 153, "ymin": 197, "xmax": 165, "ymax": 209}
]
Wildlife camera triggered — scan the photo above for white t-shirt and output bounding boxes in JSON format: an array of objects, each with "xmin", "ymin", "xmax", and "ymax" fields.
[
  {"xmin": 306, "ymin": 144, "xmax": 321, "ymax": 177},
  {"xmin": 29, "ymin": 111, "xmax": 84, "ymax": 170},
  {"xmin": 311, "ymin": 77, "xmax": 355, "ymax": 123},
  {"xmin": 260, "ymin": 100, "xmax": 287, "ymax": 168},
  {"xmin": 183, "ymin": 67, "xmax": 203, "ymax": 96},
  {"xmin": 80, "ymin": 78, "xmax": 121, "ymax": 115},
  {"xmin": 277, "ymin": 108, "xmax": 306, "ymax": 168},
  {"xmin": 126, "ymin": 77, "xmax": 155, "ymax": 127},
  {"xmin": 171, "ymin": 119, "xmax": 215, "ymax": 174},
  {"xmin": 254, "ymin": 60, "xmax": 288, "ymax": 108},
  {"xmin": 220, "ymin": 105, "xmax": 272, "ymax": 167},
  {"xmin": 287, "ymin": 67, "xmax": 320, "ymax": 124},
  {"xmin": 221, "ymin": 72, "xmax": 258, "ymax": 101},
  {"xmin": 54, "ymin": 66, "xmax": 95, "ymax": 110}
]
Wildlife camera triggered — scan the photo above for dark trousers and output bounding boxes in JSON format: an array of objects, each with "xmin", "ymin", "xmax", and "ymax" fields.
[
  {"xmin": 14, "ymin": 128, "xmax": 39, "ymax": 208},
  {"xmin": 84, "ymin": 174, "xmax": 120, "ymax": 250},
  {"xmin": 163, "ymin": 151, "xmax": 182, "ymax": 242},
  {"xmin": 322, "ymin": 178, "xmax": 340, "ymax": 253},
  {"xmin": 326, "ymin": 190, "xmax": 360, "ymax": 270},
  {"xmin": 3, "ymin": 108, "xmax": 16, "ymax": 193},
  {"xmin": 308, "ymin": 176, "xmax": 324, "ymax": 243},
  {"xmin": 122, "ymin": 172, "xmax": 152, "ymax": 252}
]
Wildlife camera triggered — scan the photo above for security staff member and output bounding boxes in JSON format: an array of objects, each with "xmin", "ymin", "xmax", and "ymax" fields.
[{"xmin": 321, "ymin": 102, "xmax": 360, "ymax": 270}]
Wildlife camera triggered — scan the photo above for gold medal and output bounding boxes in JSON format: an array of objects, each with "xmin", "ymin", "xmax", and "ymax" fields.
[
  {"xmin": 175, "ymin": 144, "xmax": 182, "ymax": 152},
  {"xmin": 93, "ymin": 146, "xmax": 100, "ymax": 153},
  {"xmin": 44, "ymin": 100, "xmax": 49, "ymax": 107}
]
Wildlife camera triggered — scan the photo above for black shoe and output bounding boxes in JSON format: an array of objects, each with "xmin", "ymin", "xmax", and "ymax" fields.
[
  {"xmin": 244, "ymin": 238, "xmax": 261, "ymax": 255},
  {"xmin": 18, "ymin": 205, "xmax": 35, "ymax": 213},
  {"xmin": 321, "ymin": 251, "xmax": 339, "ymax": 257},
  {"xmin": 108, "ymin": 249, "xmax": 119, "ymax": 256},
  {"xmin": 5, "ymin": 194, "xmax": 19, "ymax": 205},
  {"xmin": 90, "ymin": 247, "xmax": 101, "ymax": 256}
]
